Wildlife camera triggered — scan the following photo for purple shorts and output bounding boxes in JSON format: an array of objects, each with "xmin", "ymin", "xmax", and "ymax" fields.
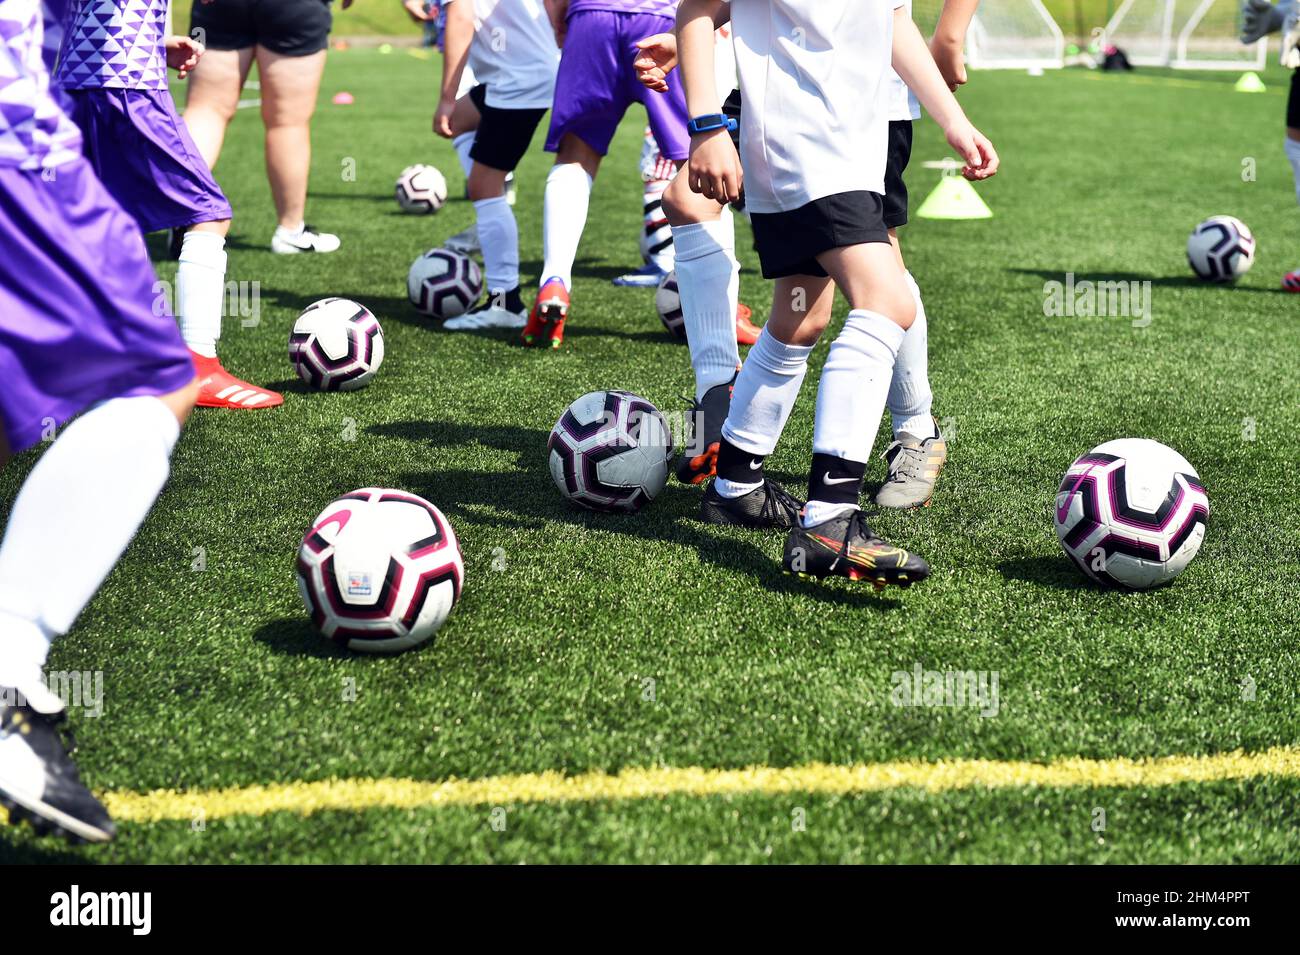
[
  {"xmin": 64, "ymin": 87, "xmax": 232, "ymax": 234},
  {"xmin": 0, "ymin": 160, "xmax": 195, "ymax": 454},
  {"xmin": 545, "ymin": 9, "xmax": 689, "ymax": 161}
]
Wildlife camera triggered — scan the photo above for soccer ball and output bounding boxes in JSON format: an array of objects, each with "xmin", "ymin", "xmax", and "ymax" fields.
[
  {"xmin": 408, "ymin": 248, "xmax": 483, "ymax": 319},
  {"xmin": 655, "ymin": 271, "xmax": 686, "ymax": 340},
  {"xmin": 296, "ymin": 488, "xmax": 464, "ymax": 653},
  {"xmin": 548, "ymin": 391, "xmax": 674, "ymax": 513},
  {"xmin": 1187, "ymin": 215, "xmax": 1254, "ymax": 282},
  {"xmin": 395, "ymin": 164, "xmax": 448, "ymax": 214},
  {"xmin": 1054, "ymin": 438, "xmax": 1209, "ymax": 590},
  {"xmin": 289, "ymin": 298, "xmax": 385, "ymax": 391}
]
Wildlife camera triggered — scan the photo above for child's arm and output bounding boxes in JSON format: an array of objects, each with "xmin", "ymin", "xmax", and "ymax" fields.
[
  {"xmin": 545, "ymin": 0, "xmax": 570, "ymax": 48},
  {"xmin": 678, "ymin": 0, "xmax": 741, "ymax": 202},
  {"xmin": 930, "ymin": 0, "xmax": 979, "ymax": 90},
  {"xmin": 434, "ymin": 0, "xmax": 473, "ymax": 137},
  {"xmin": 892, "ymin": 7, "xmax": 998, "ymax": 180}
]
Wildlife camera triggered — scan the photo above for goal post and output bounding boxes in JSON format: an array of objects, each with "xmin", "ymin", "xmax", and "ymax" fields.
[
  {"xmin": 965, "ymin": 0, "xmax": 1067, "ymax": 69},
  {"xmin": 1104, "ymin": 0, "xmax": 1268, "ymax": 69}
]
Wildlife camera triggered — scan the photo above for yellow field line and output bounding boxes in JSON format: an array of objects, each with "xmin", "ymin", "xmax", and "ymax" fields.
[{"xmin": 99, "ymin": 747, "xmax": 1300, "ymax": 824}]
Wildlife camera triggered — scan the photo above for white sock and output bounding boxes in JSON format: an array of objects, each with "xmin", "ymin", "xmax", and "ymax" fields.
[
  {"xmin": 176, "ymin": 230, "xmax": 227, "ymax": 358},
  {"xmin": 540, "ymin": 163, "xmax": 592, "ymax": 289},
  {"xmin": 453, "ymin": 132, "xmax": 475, "ymax": 179},
  {"xmin": 1286, "ymin": 137, "xmax": 1300, "ymax": 204},
  {"xmin": 673, "ymin": 216, "xmax": 741, "ymax": 401},
  {"xmin": 720, "ymin": 326, "xmax": 813, "ymax": 454},
  {"xmin": 813, "ymin": 309, "xmax": 904, "ymax": 463},
  {"xmin": 275, "ymin": 222, "xmax": 305, "ymax": 237},
  {"xmin": 802, "ymin": 501, "xmax": 858, "ymax": 527},
  {"xmin": 0, "ymin": 396, "xmax": 180, "ymax": 692},
  {"xmin": 714, "ymin": 476, "xmax": 761, "ymax": 498},
  {"xmin": 473, "ymin": 195, "xmax": 519, "ymax": 294},
  {"xmin": 888, "ymin": 271, "xmax": 935, "ymax": 439},
  {"xmin": 643, "ymin": 179, "xmax": 674, "ymax": 272}
]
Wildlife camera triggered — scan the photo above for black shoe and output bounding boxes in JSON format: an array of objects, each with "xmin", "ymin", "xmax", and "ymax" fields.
[
  {"xmin": 0, "ymin": 691, "xmax": 115, "ymax": 843},
  {"xmin": 700, "ymin": 478, "xmax": 803, "ymax": 529},
  {"xmin": 674, "ymin": 378, "xmax": 733, "ymax": 485},
  {"xmin": 783, "ymin": 509, "xmax": 930, "ymax": 588}
]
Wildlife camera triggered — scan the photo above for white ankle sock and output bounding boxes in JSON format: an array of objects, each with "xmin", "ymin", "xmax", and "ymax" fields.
[
  {"xmin": 714, "ymin": 476, "xmax": 762, "ymax": 498},
  {"xmin": 802, "ymin": 501, "xmax": 858, "ymax": 527},
  {"xmin": 176, "ymin": 230, "xmax": 227, "ymax": 359},
  {"xmin": 453, "ymin": 132, "xmax": 476, "ymax": 179},
  {"xmin": 0, "ymin": 396, "xmax": 180, "ymax": 690},
  {"xmin": 673, "ymin": 215, "xmax": 741, "ymax": 401},
  {"xmin": 813, "ymin": 309, "xmax": 904, "ymax": 463},
  {"xmin": 720, "ymin": 326, "xmax": 813, "ymax": 454},
  {"xmin": 1285, "ymin": 137, "xmax": 1300, "ymax": 203},
  {"xmin": 473, "ymin": 195, "xmax": 519, "ymax": 294},
  {"xmin": 888, "ymin": 271, "xmax": 935, "ymax": 439},
  {"xmin": 540, "ymin": 163, "xmax": 592, "ymax": 289}
]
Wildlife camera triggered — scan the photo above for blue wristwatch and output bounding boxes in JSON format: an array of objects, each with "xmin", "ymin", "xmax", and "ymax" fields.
[{"xmin": 686, "ymin": 113, "xmax": 738, "ymax": 136}]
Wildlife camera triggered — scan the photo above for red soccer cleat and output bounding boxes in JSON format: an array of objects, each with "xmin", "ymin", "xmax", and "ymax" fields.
[
  {"xmin": 1283, "ymin": 271, "xmax": 1300, "ymax": 292},
  {"xmin": 522, "ymin": 278, "xmax": 569, "ymax": 349},
  {"xmin": 191, "ymin": 351, "xmax": 283, "ymax": 409},
  {"xmin": 735, "ymin": 303, "xmax": 760, "ymax": 345}
]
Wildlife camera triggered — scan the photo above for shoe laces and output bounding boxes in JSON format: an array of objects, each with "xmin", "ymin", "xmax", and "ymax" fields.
[
  {"xmin": 760, "ymin": 480, "xmax": 802, "ymax": 524},
  {"xmin": 884, "ymin": 440, "xmax": 927, "ymax": 483}
]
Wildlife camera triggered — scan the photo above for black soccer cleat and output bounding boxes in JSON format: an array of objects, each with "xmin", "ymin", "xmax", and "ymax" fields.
[
  {"xmin": 782, "ymin": 509, "xmax": 930, "ymax": 589},
  {"xmin": 0, "ymin": 691, "xmax": 115, "ymax": 843},
  {"xmin": 700, "ymin": 478, "xmax": 804, "ymax": 529},
  {"xmin": 675, "ymin": 379, "xmax": 734, "ymax": 485}
]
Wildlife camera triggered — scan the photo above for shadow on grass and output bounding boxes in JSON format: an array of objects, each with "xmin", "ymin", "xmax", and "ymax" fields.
[
  {"xmin": 997, "ymin": 555, "xmax": 1097, "ymax": 591},
  {"xmin": 369, "ymin": 418, "xmax": 901, "ymax": 611},
  {"xmin": 252, "ymin": 617, "xmax": 355, "ymax": 659},
  {"xmin": 0, "ymin": 836, "xmax": 92, "ymax": 864},
  {"xmin": 1006, "ymin": 267, "xmax": 1284, "ymax": 294}
]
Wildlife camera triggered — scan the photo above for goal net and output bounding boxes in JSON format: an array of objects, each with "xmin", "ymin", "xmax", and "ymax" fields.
[
  {"xmin": 1103, "ymin": 0, "xmax": 1267, "ymax": 69},
  {"xmin": 912, "ymin": 0, "xmax": 1066, "ymax": 69}
]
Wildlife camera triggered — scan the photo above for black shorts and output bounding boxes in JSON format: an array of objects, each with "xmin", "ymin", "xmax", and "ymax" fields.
[
  {"xmin": 467, "ymin": 85, "xmax": 548, "ymax": 173},
  {"xmin": 883, "ymin": 120, "xmax": 913, "ymax": 229},
  {"xmin": 748, "ymin": 191, "xmax": 890, "ymax": 279},
  {"xmin": 1288, "ymin": 70, "xmax": 1300, "ymax": 128},
  {"xmin": 190, "ymin": 0, "xmax": 333, "ymax": 56}
]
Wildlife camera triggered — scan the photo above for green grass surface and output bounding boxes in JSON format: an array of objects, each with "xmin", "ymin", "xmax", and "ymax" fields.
[{"xmin": 2, "ymin": 52, "xmax": 1299, "ymax": 863}]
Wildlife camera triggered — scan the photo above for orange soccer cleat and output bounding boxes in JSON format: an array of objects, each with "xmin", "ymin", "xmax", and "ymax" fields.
[
  {"xmin": 191, "ymin": 351, "xmax": 283, "ymax": 409},
  {"xmin": 735, "ymin": 303, "xmax": 760, "ymax": 345},
  {"xmin": 522, "ymin": 278, "xmax": 570, "ymax": 349}
]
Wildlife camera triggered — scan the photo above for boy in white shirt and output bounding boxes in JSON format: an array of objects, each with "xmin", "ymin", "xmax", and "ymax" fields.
[
  {"xmin": 677, "ymin": 0, "xmax": 997, "ymax": 586},
  {"xmin": 434, "ymin": 0, "xmax": 559, "ymax": 329}
]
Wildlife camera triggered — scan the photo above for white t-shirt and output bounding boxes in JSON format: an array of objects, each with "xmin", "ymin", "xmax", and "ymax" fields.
[
  {"xmin": 447, "ymin": 0, "xmax": 559, "ymax": 110},
  {"xmin": 725, "ymin": 0, "xmax": 906, "ymax": 214},
  {"xmin": 887, "ymin": 0, "xmax": 921, "ymax": 122}
]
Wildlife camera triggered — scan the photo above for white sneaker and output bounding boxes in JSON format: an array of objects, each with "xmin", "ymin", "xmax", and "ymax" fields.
[
  {"xmin": 444, "ymin": 224, "xmax": 480, "ymax": 255},
  {"xmin": 271, "ymin": 223, "xmax": 341, "ymax": 254},
  {"xmin": 444, "ymin": 303, "xmax": 527, "ymax": 330}
]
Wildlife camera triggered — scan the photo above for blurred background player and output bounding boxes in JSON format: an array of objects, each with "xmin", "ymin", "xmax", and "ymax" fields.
[
  {"xmin": 676, "ymin": 0, "xmax": 996, "ymax": 584},
  {"xmin": 183, "ymin": 0, "xmax": 350, "ymax": 254},
  {"xmin": 524, "ymin": 0, "xmax": 731, "ymax": 349},
  {"xmin": 0, "ymin": 0, "xmax": 198, "ymax": 842},
  {"xmin": 53, "ymin": 0, "xmax": 279, "ymax": 409},
  {"xmin": 1241, "ymin": 0, "xmax": 1300, "ymax": 289},
  {"xmin": 433, "ymin": 0, "xmax": 559, "ymax": 329}
]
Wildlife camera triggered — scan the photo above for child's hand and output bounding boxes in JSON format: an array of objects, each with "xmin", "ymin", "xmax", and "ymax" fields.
[
  {"xmin": 433, "ymin": 94, "xmax": 456, "ymax": 138},
  {"xmin": 930, "ymin": 34, "xmax": 967, "ymax": 91},
  {"xmin": 944, "ymin": 121, "xmax": 998, "ymax": 181},
  {"xmin": 634, "ymin": 34, "xmax": 678, "ymax": 92},
  {"xmin": 687, "ymin": 129, "xmax": 742, "ymax": 203},
  {"xmin": 403, "ymin": 0, "xmax": 431, "ymax": 21},
  {"xmin": 165, "ymin": 35, "xmax": 204, "ymax": 79}
]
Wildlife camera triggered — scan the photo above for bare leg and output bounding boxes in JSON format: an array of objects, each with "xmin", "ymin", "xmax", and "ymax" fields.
[
  {"xmin": 257, "ymin": 47, "xmax": 327, "ymax": 229},
  {"xmin": 182, "ymin": 47, "xmax": 255, "ymax": 170}
]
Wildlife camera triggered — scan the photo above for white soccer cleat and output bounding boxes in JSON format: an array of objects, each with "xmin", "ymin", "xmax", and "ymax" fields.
[
  {"xmin": 271, "ymin": 223, "xmax": 341, "ymax": 254},
  {"xmin": 443, "ymin": 224, "xmax": 480, "ymax": 255},
  {"xmin": 443, "ymin": 303, "xmax": 527, "ymax": 330}
]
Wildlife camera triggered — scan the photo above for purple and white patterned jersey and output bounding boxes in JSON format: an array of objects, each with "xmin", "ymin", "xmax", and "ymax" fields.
[
  {"xmin": 0, "ymin": 0, "xmax": 82, "ymax": 170},
  {"xmin": 566, "ymin": 0, "xmax": 678, "ymax": 18},
  {"xmin": 55, "ymin": 0, "xmax": 168, "ymax": 91}
]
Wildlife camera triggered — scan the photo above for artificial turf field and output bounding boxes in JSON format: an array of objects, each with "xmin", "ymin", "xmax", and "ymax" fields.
[{"xmin": 2, "ymin": 49, "xmax": 1299, "ymax": 864}]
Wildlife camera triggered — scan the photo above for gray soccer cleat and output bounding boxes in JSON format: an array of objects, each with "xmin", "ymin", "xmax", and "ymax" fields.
[
  {"xmin": 444, "ymin": 224, "xmax": 480, "ymax": 255},
  {"xmin": 875, "ymin": 424, "xmax": 948, "ymax": 509}
]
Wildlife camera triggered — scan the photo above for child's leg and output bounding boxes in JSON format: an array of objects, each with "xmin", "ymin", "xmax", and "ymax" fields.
[
  {"xmin": 714, "ymin": 276, "xmax": 834, "ymax": 497},
  {"xmin": 885, "ymin": 232, "xmax": 936, "ymax": 440},
  {"xmin": 539, "ymin": 134, "xmax": 601, "ymax": 289},
  {"xmin": 804, "ymin": 243, "xmax": 915, "ymax": 525}
]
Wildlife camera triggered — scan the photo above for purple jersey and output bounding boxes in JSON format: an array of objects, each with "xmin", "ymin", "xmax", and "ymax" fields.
[
  {"xmin": 55, "ymin": 0, "xmax": 168, "ymax": 91},
  {"xmin": 566, "ymin": 1, "xmax": 678, "ymax": 17},
  {"xmin": 0, "ymin": 0, "xmax": 83, "ymax": 170}
]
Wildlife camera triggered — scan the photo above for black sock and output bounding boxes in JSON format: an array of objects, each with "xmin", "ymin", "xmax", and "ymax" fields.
[
  {"xmin": 483, "ymin": 286, "xmax": 524, "ymax": 313},
  {"xmin": 716, "ymin": 437, "xmax": 765, "ymax": 484},
  {"xmin": 807, "ymin": 453, "xmax": 866, "ymax": 507}
]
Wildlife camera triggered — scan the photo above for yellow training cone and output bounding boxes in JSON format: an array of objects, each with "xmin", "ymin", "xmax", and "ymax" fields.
[
  {"xmin": 916, "ymin": 175, "xmax": 993, "ymax": 220},
  {"xmin": 1234, "ymin": 71, "xmax": 1266, "ymax": 93}
]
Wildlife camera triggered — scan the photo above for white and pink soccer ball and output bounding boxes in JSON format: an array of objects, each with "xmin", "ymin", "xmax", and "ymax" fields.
[
  {"xmin": 1054, "ymin": 438, "xmax": 1209, "ymax": 590},
  {"xmin": 408, "ymin": 248, "xmax": 483, "ymax": 319},
  {"xmin": 655, "ymin": 271, "xmax": 686, "ymax": 340},
  {"xmin": 548, "ymin": 390, "xmax": 674, "ymax": 513},
  {"xmin": 395, "ymin": 164, "xmax": 448, "ymax": 214},
  {"xmin": 289, "ymin": 298, "xmax": 385, "ymax": 391},
  {"xmin": 297, "ymin": 488, "xmax": 464, "ymax": 653},
  {"xmin": 1187, "ymin": 215, "xmax": 1254, "ymax": 282}
]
